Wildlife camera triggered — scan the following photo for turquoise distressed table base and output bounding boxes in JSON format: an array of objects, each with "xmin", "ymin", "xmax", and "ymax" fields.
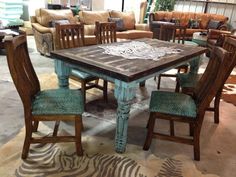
[
  {"xmin": 114, "ymin": 80, "xmax": 136, "ymax": 152},
  {"xmin": 55, "ymin": 60, "xmax": 137, "ymax": 152}
]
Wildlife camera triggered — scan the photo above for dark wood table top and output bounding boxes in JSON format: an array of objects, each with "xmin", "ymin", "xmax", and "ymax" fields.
[{"xmin": 51, "ymin": 38, "xmax": 207, "ymax": 82}]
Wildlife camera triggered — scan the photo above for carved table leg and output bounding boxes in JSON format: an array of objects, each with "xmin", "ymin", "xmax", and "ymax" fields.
[
  {"xmin": 54, "ymin": 60, "xmax": 71, "ymax": 88},
  {"xmin": 114, "ymin": 80, "xmax": 136, "ymax": 153}
]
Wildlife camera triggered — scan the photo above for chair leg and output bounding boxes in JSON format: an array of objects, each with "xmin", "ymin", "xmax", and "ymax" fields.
[
  {"xmin": 103, "ymin": 80, "xmax": 108, "ymax": 103},
  {"xmin": 193, "ymin": 125, "xmax": 201, "ymax": 161},
  {"xmin": 75, "ymin": 116, "xmax": 83, "ymax": 156},
  {"xmin": 81, "ymin": 81, "xmax": 86, "ymax": 109},
  {"xmin": 157, "ymin": 76, "xmax": 161, "ymax": 89},
  {"xmin": 175, "ymin": 80, "xmax": 180, "ymax": 92},
  {"xmin": 170, "ymin": 120, "xmax": 175, "ymax": 136},
  {"xmin": 53, "ymin": 120, "xmax": 60, "ymax": 136},
  {"xmin": 189, "ymin": 123, "xmax": 194, "ymax": 136},
  {"xmin": 214, "ymin": 90, "xmax": 222, "ymax": 124},
  {"xmin": 143, "ymin": 112, "xmax": 156, "ymax": 150},
  {"xmin": 32, "ymin": 120, "xmax": 39, "ymax": 132},
  {"xmin": 22, "ymin": 121, "xmax": 33, "ymax": 159}
]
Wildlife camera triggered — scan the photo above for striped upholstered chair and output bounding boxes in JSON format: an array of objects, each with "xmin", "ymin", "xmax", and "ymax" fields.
[{"xmin": 143, "ymin": 46, "xmax": 235, "ymax": 160}]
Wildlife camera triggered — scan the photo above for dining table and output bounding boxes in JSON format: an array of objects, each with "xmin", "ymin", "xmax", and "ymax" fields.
[{"xmin": 51, "ymin": 38, "xmax": 207, "ymax": 153}]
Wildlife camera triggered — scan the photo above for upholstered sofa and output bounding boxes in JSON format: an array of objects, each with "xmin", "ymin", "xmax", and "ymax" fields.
[
  {"xmin": 149, "ymin": 11, "xmax": 228, "ymax": 39},
  {"xmin": 78, "ymin": 10, "xmax": 153, "ymax": 45},
  {"xmin": 30, "ymin": 8, "xmax": 78, "ymax": 56},
  {"xmin": 31, "ymin": 8, "xmax": 153, "ymax": 56}
]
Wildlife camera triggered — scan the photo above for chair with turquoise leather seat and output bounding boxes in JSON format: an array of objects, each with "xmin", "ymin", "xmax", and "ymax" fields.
[
  {"xmin": 143, "ymin": 46, "xmax": 235, "ymax": 160},
  {"xmin": 156, "ymin": 23, "xmax": 195, "ymax": 90},
  {"xmin": 4, "ymin": 34, "xmax": 84, "ymax": 159},
  {"xmin": 176, "ymin": 36, "xmax": 236, "ymax": 124},
  {"xmin": 55, "ymin": 23, "xmax": 108, "ymax": 106}
]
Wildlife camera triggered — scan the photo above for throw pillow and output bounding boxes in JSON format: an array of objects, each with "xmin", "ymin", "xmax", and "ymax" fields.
[
  {"xmin": 48, "ymin": 19, "xmax": 70, "ymax": 27},
  {"xmin": 188, "ymin": 19, "xmax": 200, "ymax": 29},
  {"xmin": 108, "ymin": 17, "xmax": 125, "ymax": 31},
  {"xmin": 207, "ymin": 20, "xmax": 223, "ymax": 30}
]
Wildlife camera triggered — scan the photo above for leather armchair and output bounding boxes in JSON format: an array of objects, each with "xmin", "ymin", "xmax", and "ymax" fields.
[
  {"xmin": 31, "ymin": 8, "xmax": 78, "ymax": 56},
  {"xmin": 207, "ymin": 29, "xmax": 236, "ymax": 56}
]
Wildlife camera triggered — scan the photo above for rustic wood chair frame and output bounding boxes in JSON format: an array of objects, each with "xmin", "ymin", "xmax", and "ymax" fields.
[
  {"xmin": 144, "ymin": 46, "xmax": 234, "ymax": 160},
  {"xmin": 5, "ymin": 35, "xmax": 83, "ymax": 159},
  {"xmin": 177, "ymin": 36, "xmax": 236, "ymax": 124},
  {"xmin": 55, "ymin": 23, "xmax": 108, "ymax": 106},
  {"xmin": 157, "ymin": 24, "xmax": 188, "ymax": 89}
]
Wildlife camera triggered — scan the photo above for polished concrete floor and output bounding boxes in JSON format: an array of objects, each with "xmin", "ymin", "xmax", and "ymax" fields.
[{"xmin": 0, "ymin": 36, "xmax": 236, "ymax": 177}]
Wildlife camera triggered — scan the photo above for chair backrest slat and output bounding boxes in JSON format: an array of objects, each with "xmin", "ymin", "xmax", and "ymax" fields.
[
  {"xmin": 194, "ymin": 46, "xmax": 233, "ymax": 112},
  {"xmin": 159, "ymin": 24, "xmax": 186, "ymax": 44},
  {"xmin": 4, "ymin": 35, "xmax": 40, "ymax": 110},
  {"xmin": 95, "ymin": 21, "xmax": 117, "ymax": 44},
  {"xmin": 55, "ymin": 23, "xmax": 85, "ymax": 50}
]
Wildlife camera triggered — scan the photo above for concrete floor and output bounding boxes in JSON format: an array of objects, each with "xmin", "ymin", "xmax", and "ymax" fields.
[{"xmin": 0, "ymin": 36, "xmax": 236, "ymax": 177}]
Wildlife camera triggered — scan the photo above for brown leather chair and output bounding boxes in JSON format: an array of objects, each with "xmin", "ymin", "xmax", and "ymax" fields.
[{"xmin": 207, "ymin": 29, "xmax": 236, "ymax": 56}]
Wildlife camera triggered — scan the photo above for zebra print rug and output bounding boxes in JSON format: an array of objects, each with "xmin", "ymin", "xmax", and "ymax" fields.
[{"xmin": 0, "ymin": 124, "xmax": 218, "ymax": 177}]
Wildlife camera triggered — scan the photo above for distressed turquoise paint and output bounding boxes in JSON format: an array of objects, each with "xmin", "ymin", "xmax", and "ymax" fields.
[
  {"xmin": 189, "ymin": 56, "xmax": 201, "ymax": 74},
  {"xmin": 55, "ymin": 60, "xmax": 71, "ymax": 88},
  {"xmin": 114, "ymin": 80, "xmax": 136, "ymax": 152}
]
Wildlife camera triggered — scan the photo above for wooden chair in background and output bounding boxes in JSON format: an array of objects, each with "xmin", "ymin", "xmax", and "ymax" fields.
[
  {"xmin": 156, "ymin": 23, "xmax": 189, "ymax": 89},
  {"xmin": 95, "ymin": 21, "xmax": 117, "ymax": 44},
  {"xmin": 5, "ymin": 35, "xmax": 84, "ymax": 159},
  {"xmin": 55, "ymin": 23, "xmax": 108, "ymax": 106},
  {"xmin": 143, "ymin": 46, "xmax": 235, "ymax": 160},
  {"xmin": 177, "ymin": 36, "xmax": 236, "ymax": 123}
]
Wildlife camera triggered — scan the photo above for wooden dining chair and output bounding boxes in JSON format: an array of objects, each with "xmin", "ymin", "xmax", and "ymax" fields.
[
  {"xmin": 4, "ymin": 34, "xmax": 84, "ymax": 159},
  {"xmin": 55, "ymin": 23, "xmax": 108, "ymax": 106},
  {"xmin": 95, "ymin": 21, "xmax": 117, "ymax": 44},
  {"xmin": 143, "ymin": 46, "xmax": 235, "ymax": 161},
  {"xmin": 176, "ymin": 36, "xmax": 236, "ymax": 123},
  {"xmin": 156, "ymin": 23, "xmax": 190, "ymax": 89}
]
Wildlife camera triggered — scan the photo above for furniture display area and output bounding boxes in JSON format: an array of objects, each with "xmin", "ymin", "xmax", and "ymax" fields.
[
  {"xmin": 149, "ymin": 11, "xmax": 229, "ymax": 39},
  {"xmin": 51, "ymin": 38, "xmax": 206, "ymax": 153},
  {"xmin": 30, "ymin": 8, "xmax": 153, "ymax": 56},
  {"xmin": 4, "ymin": 34, "xmax": 84, "ymax": 159}
]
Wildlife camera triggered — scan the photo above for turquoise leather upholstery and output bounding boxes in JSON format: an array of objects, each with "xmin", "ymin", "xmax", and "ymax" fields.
[
  {"xmin": 149, "ymin": 91, "xmax": 197, "ymax": 118},
  {"xmin": 71, "ymin": 69, "xmax": 95, "ymax": 80},
  {"xmin": 32, "ymin": 89, "xmax": 84, "ymax": 115}
]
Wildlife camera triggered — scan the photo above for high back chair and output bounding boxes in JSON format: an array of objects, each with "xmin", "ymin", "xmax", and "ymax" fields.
[
  {"xmin": 95, "ymin": 21, "xmax": 117, "ymax": 44},
  {"xmin": 4, "ymin": 35, "xmax": 84, "ymax": 159},
  {"xmin": 159, "ymin": 23, "xmax": 186, "ymax": 44},
  {"xmin": 55, "ymin": 23, "xmax": 108, "ymax": 106},
  {"xmin": 177, "ymin": 36, "xmax": 236, "ymax": 123},
  {"xmin": 156, "ymin": 23, "xmax": 189, "ymax": 89},
  {"xmin": 143, "ymin": 46, "xmax": 234, "ymax": 160}
]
